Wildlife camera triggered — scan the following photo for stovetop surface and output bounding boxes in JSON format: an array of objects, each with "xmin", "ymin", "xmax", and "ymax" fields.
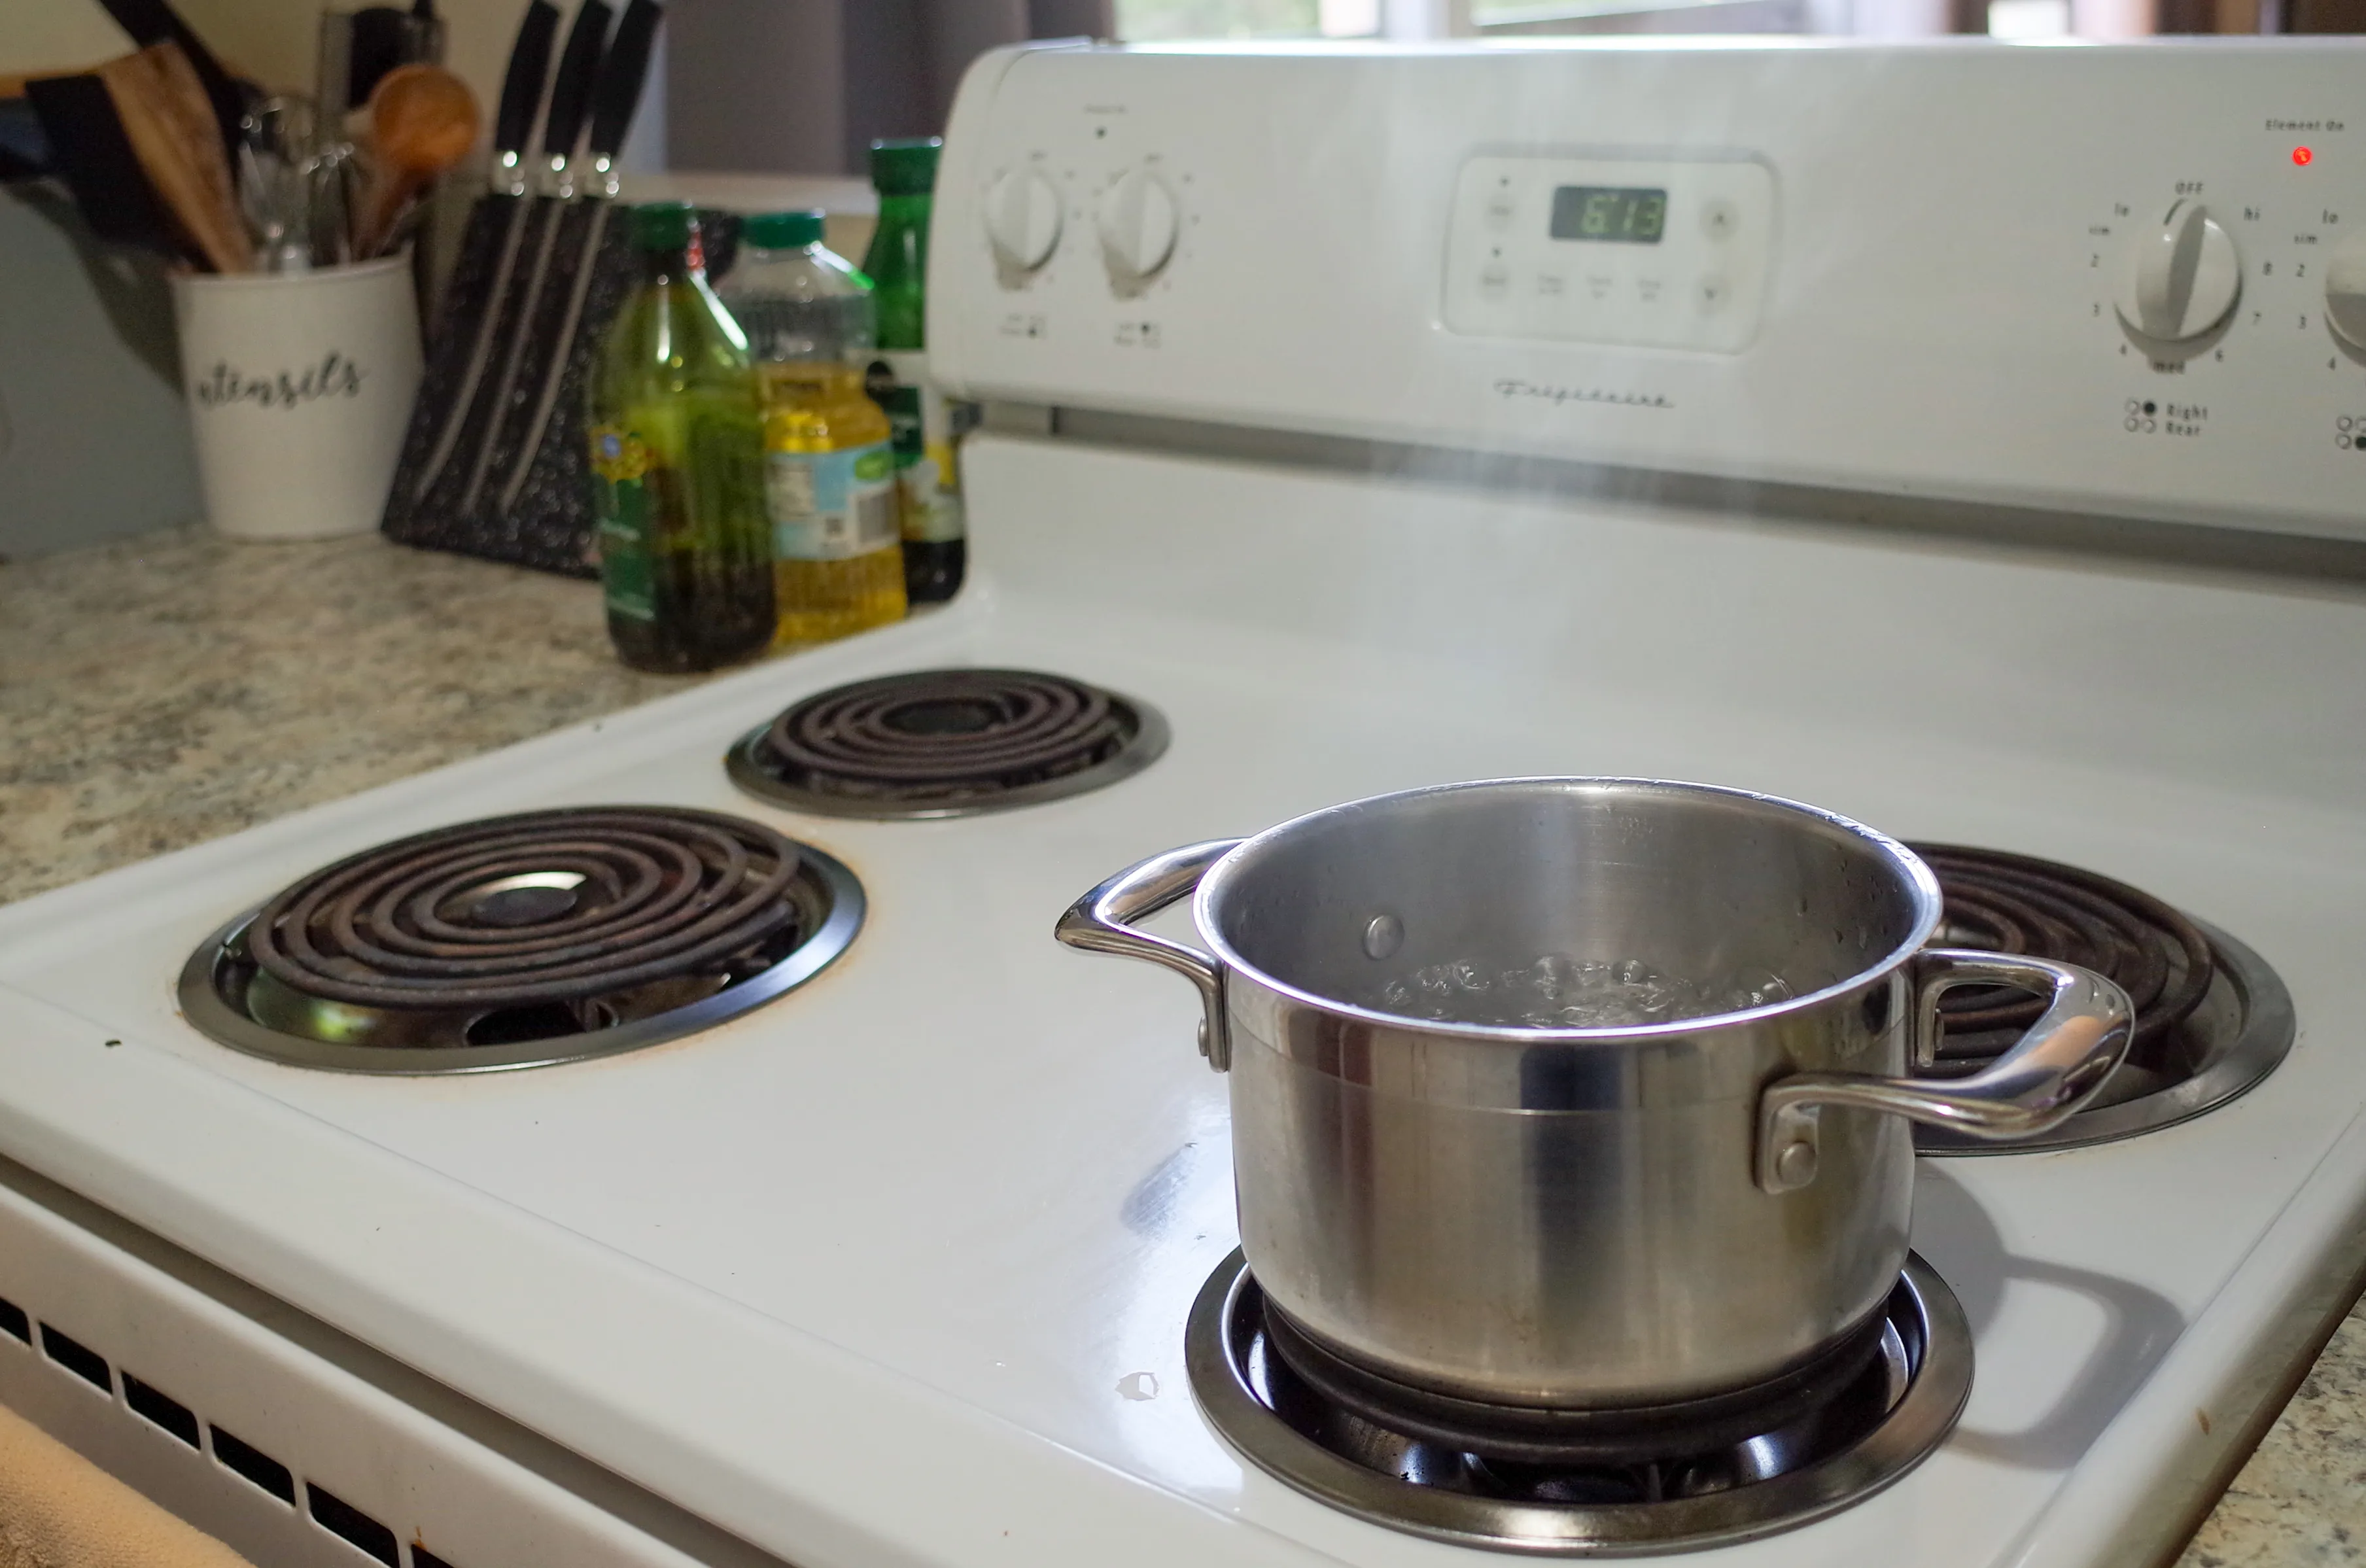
[{"xmin": 3, "ymin": 438, "xmax": 2365, "ymax": 1567}]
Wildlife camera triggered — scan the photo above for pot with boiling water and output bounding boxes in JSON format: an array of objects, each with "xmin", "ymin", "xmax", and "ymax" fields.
[{"xmin": 1057, "ymin": 778, "xmax": 2130, "ymax": 1408}]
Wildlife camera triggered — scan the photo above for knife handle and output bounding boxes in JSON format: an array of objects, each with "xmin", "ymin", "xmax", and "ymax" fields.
[
  {"xmin": 585, "ymin": 0, "xmax": 661, "ymax": 173},
  {"xmin": 493, "ymin": 0, "xmax": 559, "ymax": 180},
  {"xmin": 541, "ymin": 0, "xmax": 612, "ymax": 182}
]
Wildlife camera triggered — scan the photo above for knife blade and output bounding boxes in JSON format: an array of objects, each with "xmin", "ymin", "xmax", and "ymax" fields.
[
  {"xmin": 458, "ymin": 0, "xmax": 613, "ymax": 517},
  {"xmin": 496, "ymin": 0, "xmax": 662, "ymax": 515},
  {"xmin": 404, "ymin": 0, "xmax": 558, "ymax": 505}
]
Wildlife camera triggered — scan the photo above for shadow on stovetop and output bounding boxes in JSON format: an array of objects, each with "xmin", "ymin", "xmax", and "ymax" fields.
[{"xmin": 1915, "ymin": 1167, "xmax": 2185, "ymax": 1471}]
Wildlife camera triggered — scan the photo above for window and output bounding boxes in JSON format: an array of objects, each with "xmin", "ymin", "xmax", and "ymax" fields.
[{"xmin": 1114, "ymin": 0, "xmax": 1391, "ymax": 37}]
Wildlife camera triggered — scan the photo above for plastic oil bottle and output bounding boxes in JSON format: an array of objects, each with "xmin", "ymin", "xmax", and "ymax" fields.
[{"xmin": 718, "ymin": 209, "xmax": 905, "ymax": 644}]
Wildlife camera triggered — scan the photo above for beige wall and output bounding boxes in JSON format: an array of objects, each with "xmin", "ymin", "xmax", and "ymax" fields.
[
  {"xmin": 175, "ymin": 0, "xmax": 530, "ymax": 107},
  {"xmin": 9, "ymin": 0, "xmax": 551, "ymax": 167}
]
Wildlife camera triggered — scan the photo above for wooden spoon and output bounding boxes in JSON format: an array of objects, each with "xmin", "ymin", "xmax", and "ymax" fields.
[{"xmin": 357, "ymin": 62, "xmax": 479, "ymax": 257}]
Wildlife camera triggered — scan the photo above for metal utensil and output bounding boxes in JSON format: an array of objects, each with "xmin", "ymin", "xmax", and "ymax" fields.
[
  {"xmin": 403, "ymin": 0, "xmax": 559, "ymax": 504},
  {"xmin": 1058, "ymin": 778, "xmax": 2131, "ymax": 1409},
  {"xmin": 237, "ymin": 96, "xmax": 315, "ymax": 271},
  {"xmin": 494, "ymin": 0, "xmax": 663, "ymax": 516},
  {"xmin": 456, "ymin": 0, "xmax": 614, "ymax": 516}
]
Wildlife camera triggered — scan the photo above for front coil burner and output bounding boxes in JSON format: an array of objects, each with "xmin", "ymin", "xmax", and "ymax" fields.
[
  {"xmin": 727, "ymin": 668, "xmax": 1168, "ymax": 819},
  {"xmin": 1905, "ymin": 845, "xmax": 2294, "ymax": 1153},
  {"xmin": 179, "ymin": 807, "xmax": 862, "ymax": 1073},
  {"xmin": 1187, "ymin": 1251, "xmax": 1972, "ymax": 1556}
]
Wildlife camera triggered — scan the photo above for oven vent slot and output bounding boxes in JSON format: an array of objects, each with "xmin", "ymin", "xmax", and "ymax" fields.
[
  {"xmin": 5, "ymin": 1293, "xmax": 478, "ymax": 1568},
  {"xmin": 38, "ymin": 1323, "xmax": 112, "ymax": 1392},
  {"xmin": 307, "ymin": 1483, "xmax": 400, "ymax": 1567},
  {"xmin": 123, "ymin": 1373, "xmax": 201, "ymax": 1448},
  {"xmin": 0, "ymin": 1194, "xmax": 755, "ymax": 1568},
  {"xmin": 209, "ymin": 1423, "xmax": 297, "ymax": 1505}
]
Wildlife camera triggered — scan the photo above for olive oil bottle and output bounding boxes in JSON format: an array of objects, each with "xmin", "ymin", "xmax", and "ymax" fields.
[{"xmin": 587, "ymin": 203, "xmax": 774, "ymax": 672}]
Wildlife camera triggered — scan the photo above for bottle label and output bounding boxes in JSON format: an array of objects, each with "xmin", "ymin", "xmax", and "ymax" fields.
[
  {"xmin": 767, "ymin": 441, "xmax": 898, "ymax": 560},
  {"xmin": 589, "ymin": 423, "xmax": 656, "ymax": 620},
  {"xmin": 869, "ymin": 351, "xmax": 969, "ymax": 544}
]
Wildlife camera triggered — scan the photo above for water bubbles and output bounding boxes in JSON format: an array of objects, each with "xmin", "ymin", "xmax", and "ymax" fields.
[{"xmin": 1363, "ymin": 956, "xmax": 1798, "ymax": 1029}]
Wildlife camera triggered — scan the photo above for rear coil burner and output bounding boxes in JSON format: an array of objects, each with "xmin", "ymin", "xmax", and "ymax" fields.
[
  {"xmin": 1187, "ymin": 1251, "xmax": 1971, "ymax": 1556},
  {"xmin": 1906, "ymin": 845, "xmax": 2293, "ymax": 1153},
  {"xmin": 179, "ymin": 807, "xmax": 863, "ymax": 1073},
  {"xmin": 727, "ymin": 669, "xmax": 1168, "ymax": 818}
]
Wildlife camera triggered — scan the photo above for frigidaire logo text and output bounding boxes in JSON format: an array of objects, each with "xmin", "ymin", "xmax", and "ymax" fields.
[
  {"xmin": 194, "ymin": 353, "xmax": 366, "ymax": 409},
  {"xmin": 1493, "ymin": 378, "xmax": 1673, "ymax": 411}
]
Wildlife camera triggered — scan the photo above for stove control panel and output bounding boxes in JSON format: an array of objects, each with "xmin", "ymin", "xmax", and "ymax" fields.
[
  {"xmin": 1443, "ymin": 155, "xmax": 1775, "ymax": 353},
  {"xmin": 933, "ymin": 41, "xmax": 2366, "ymax": 543}
]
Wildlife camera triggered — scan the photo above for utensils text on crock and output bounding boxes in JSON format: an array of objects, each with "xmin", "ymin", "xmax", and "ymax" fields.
[
  {"xmin": 404, "ymin": 0, "xmax": 560, "ymax": 504},
  {"xmin": 1058, "ymin": 778, "xmax": 2132, "ymax": 1410},
  {"xmin": 355, "ymin": 63, "xmax": 478, "ymax": 257}
]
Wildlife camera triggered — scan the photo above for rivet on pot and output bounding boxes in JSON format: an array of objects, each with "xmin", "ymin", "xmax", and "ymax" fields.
[
  {"xmin": 1362, "ymin": 915, "xmax": 1404, "ymax": 960},
  {"xmin": 1775, "ymin": 1139, "xmax": 1820, "ymax": 1187}
]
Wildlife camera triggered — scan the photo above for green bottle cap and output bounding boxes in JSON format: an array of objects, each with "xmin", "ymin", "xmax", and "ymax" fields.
[
  {"xmin": 869, "ymin": 138, "xmax": 942, "ymax": 196},
  {"xmin": 631, "ymin": 201, "xmax": 697, "ymax": 250},
  {"xmin": 742, "ymin": 209, "xmax": 826, "ymax": 249}
]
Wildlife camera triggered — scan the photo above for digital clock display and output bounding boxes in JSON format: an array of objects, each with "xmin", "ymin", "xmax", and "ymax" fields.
[{"xmin": 1549, "ymin": 186, "xmax": 1669, "ymax": 245}]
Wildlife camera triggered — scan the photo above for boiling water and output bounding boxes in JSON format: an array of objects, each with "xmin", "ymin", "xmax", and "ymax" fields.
[{"xmin": 1368, "ymin": 956, "xmax": 1794, "ymax": 1029}]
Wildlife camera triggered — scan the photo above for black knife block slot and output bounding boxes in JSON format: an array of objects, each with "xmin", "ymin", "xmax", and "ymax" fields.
[{"xmin": 382, "ymin": 200, "xmax": 741, "ymax": 578}]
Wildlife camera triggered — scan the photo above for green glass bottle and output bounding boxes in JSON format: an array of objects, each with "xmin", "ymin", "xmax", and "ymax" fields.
[
  {"xmin": 587, "ymin": 202, "xmax": 774, "ymax": 673},
  {"xmin": 861, "ymin": 137, "xmax": 968, "ymax": 604}
]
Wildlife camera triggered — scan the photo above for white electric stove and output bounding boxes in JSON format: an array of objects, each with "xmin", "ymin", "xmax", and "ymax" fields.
[{"xmin": 5, "ymin": 36, "xmax": 2366, "ymax": 1568}]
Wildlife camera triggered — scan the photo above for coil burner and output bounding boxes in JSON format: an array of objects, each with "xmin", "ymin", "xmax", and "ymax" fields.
[
  {"xmin": 727, "ymin": 668, "xmax": 1168, "ymax": 819},
  {"xmin": 1187, "ymin": 1251, "xmax": 1971, "ymax": 1556},
  {"xmin": 1906, "ymin": 845, "xmax": 2293, "ymax": 1153},
  {"xmin": 179, "ymin": 807, "xmax": 861, "ymax": 1073}
]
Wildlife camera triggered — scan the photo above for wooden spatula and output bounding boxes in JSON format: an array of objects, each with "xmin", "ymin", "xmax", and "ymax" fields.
[{"xmin": 96, "ymin": 43, "xmax": 253, "ymax": 273}]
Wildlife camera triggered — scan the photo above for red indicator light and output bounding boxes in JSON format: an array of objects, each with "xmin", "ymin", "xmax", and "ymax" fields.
[{"xmin": 2295, "ymin": 147, "xmax": 2314, "ymax": 166}]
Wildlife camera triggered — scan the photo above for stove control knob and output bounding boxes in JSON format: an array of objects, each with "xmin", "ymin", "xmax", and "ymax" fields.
[
  {"xmin": 1098, "ymin": 167, "xmax": 1179, "ymax": 284},
  {"xmin": 2116, "ymin": 200, "xmax": 2241, "ymax": 343},
  {"xmin": 2323, "ymin": 230, "xmax": 2366, "ymax": 351},
  {"xmin": 984, "ymin": 169, "xmax": 1062, "ymax": 273}
]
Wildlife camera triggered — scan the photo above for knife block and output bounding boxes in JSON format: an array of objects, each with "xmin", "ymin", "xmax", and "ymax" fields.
[{"xmin": 380, "ymin": 200, "xmax": 741, "ymax": 578}]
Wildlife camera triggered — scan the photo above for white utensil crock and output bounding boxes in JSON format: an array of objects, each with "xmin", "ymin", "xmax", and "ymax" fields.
[{"xmin": 173, "ymin": 256, "xmax": 423, "ymax": 541}]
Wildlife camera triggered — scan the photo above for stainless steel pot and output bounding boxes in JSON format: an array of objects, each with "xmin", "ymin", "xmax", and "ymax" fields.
[{"xmin": 1056, "ymin": 779, "xmax": 2131, "ymax": 1409}]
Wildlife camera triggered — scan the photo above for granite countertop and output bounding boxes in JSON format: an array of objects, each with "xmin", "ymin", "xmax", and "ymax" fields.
[
  {"xmin": 0, "ymin": 527, "xmax": 714, "ymax": 903},
  {"xmin": 1, "ymin": 528, "xmax": 2361, "ymax": 1565}
]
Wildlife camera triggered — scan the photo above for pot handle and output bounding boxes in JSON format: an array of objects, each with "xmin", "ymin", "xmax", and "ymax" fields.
[
  {"xmin": 1055, "ymin": 840, "xmax": 1244, "ymax": 1071},
  {"xmin": 1755, "ymin": 949, "xmax": 2132, "ymax": 1194}
]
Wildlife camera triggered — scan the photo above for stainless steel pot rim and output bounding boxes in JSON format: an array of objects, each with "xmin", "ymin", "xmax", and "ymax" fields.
[{"xmin": 1192, "ymin": 776, "xmax": 1946, "ymax": 1045}]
